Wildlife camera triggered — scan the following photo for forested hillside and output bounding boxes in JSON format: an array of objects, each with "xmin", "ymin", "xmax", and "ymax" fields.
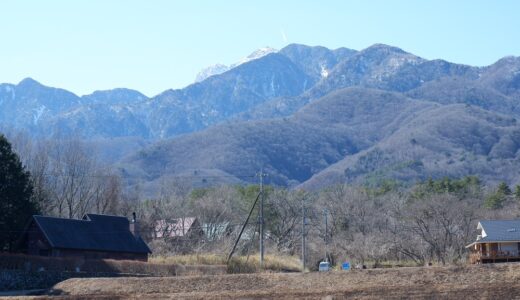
[{"xmin": 2, "ymin": 43, "xmax": 520, "ymax": 190}]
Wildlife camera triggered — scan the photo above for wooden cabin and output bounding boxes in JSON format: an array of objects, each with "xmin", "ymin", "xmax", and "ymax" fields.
[
  {"xmin": 466, "ymin": 220, "xmax": 520, "ymax": 264},
  {"xmin": 18, "ymin": 213, "xmax": 151, "ymax": 261}
]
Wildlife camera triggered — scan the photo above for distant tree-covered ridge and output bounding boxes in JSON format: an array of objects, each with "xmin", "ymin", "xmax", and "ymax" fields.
[{"xmin": 3, "ymin": 43, "xmax": 520, "ymax": 192}]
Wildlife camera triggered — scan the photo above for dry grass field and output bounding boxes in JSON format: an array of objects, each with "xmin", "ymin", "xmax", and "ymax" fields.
[
  {"xmin": 150, "ymin": 254, "xmax": 302, "ymax": 273},
  {"xmin": 12, "ymin": 262, "xmax": 520, "ymax": 299},
  {"xmin": 0, "ymin": 253, "xmax": 227, "ymax": 276}
]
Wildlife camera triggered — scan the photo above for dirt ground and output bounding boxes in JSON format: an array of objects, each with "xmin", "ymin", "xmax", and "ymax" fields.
[{"xmin": 12, "ymin": 263, "xmax": 520, "ymax": 299}]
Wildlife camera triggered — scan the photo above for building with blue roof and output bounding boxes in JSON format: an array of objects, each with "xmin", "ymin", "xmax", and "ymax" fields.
[
  {"xmin": 466, "ymin": 219, "xmax": 520, "ymax": 264},
  {"xmin": 18, "ymin": 213, "xmax": 151, "ymax": 261}
]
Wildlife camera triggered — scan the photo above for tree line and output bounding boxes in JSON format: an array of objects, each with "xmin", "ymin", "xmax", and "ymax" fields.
[
  {"xmin": 0, "ymin": 132, "xmax": 125, "ymax": 251},
  {"xmin": 2, "ymin": 132, "xmax": 520, "ymax": 268},
  {"xmin": 127, "ymin": 175, "xmax": 520, "ymax": 267}
]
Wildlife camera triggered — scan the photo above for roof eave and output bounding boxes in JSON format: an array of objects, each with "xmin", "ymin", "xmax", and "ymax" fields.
[
  {"xmin": 465, "ymin": 242, "xmax": 476, "ymax": 248},
  {"xmin": 52, "ymin": 246, "xmax": 151, "ymax": 254},
  {"xmin": 469, "ymin": 239, "xmax": 520, "ymax": 245},
  {"xmin": 33, "ymin": 216, "xmax": 56, "ymax": 248}
]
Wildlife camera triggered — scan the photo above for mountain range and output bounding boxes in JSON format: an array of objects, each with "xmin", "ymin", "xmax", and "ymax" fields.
[{"xmin": 2, "ymin": 43, "xmax": 520, "ymax": 193}]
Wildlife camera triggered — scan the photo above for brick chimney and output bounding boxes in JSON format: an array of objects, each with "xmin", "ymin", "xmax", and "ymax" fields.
[{"xmin": 130, "ymin": 212, "xmax": 140, "ymax": 239}]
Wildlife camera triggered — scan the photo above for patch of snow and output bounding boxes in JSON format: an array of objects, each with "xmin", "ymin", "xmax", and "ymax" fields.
[
  {"xmin": 387, "ymin": 56, "xmax": 422, "ymax": 70},
  {"xmin": 236, "ymin": 47, "xmax": 278, "ymax": 65},
  {"xmin": 0, "ymin": 85, "xmax": 15, "ymax": 101},
  {"xmin": 387, "ymin": 57, "xmax": 407, "ymax": 69},
  {"xmin": 320, "ymin": 64, "xmax": 329, "ymax": 78},
  {"xmin": 270, "ymin": 75, "xmax": 276, "ymax": 95},
  {"xmin": 111, "ymin": 106, "xmax": 122, "ymax": 113},
  {"xmin": 33, "ymin": 105, "xmax": 46, "ymax": 124},
  {"xmin": 62, "ymin": 106, "xmax": 85, "ymax": 117},
  {"xmin": 275, "ymin": 101, "xmax": 287, "ymax": 110},
  {"xmin": 372, "ymin": 55, "xmax": 423, "ymax": 81},
  {"xmin": 195, "ymin": 64, "xmax": 230, "ymax": 82},
  {"xmin": 195, "ymin": 47, "xmax": 278, "ymax": 83}
]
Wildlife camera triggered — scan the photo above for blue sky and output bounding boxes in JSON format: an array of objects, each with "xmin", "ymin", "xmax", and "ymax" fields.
[{"xmin": 1, "ymin": 0, "xmax": 519, "ymax": 97}]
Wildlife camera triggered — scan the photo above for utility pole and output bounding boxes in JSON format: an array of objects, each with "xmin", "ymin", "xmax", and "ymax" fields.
[
  {"xmin": 258, "ymin": 169, "xmax": 267, "ymax": 268},
  {"xmin": 301, "ymin": 193, "xmax": 306, "ymax": 272},
  {"xmin": 324, "ymin": 208, "xmax": 328, "ymax": 263},
  {"xmin": 227, "ymin": 192, "xmax": 262, "ymax": 263}
]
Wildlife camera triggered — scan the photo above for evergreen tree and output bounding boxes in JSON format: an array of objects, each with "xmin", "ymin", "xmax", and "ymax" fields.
[
  {"xmin": 0, "ymin": 134, "xmax": 38, "ymax": 251},
  {"xmin": 497, "ymin": 182, "xmax": 512, "ymax": 196},
  {"xmin": 515, "ymin": 185, "xmax": 520, "ymax": 200},
  {"xmin": 484, "ymin": 192, "xmax": 506, "ymax": 209}
]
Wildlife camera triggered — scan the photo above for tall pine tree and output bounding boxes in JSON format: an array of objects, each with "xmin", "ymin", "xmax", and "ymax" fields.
[{"xmin": 0, "ymin": 134, "xmax": 38, "ymax": 252}]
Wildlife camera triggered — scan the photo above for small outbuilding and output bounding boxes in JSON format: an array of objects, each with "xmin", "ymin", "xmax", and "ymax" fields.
[
  {"xmin": 18, "ymin": 213, "xmax": 151, "ymax": 261},
  {"xmin": 466, "ymin": 219, "xmax": 520, "ymax": 264},
  {"xmin": 154, "ymin": 217, "xmax": 203, "ymax": 240}
]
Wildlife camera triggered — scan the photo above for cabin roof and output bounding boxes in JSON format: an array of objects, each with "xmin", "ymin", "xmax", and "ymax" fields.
[
  {"xmin": 477, "ymin": 219, "xmax": 520, "ymax": 242},
  {"xmin": 32, "ymin": 214, "xmax": 151, "ymax": 254}
]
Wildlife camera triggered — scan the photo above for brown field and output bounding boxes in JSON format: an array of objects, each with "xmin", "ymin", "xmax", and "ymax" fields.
[
  {"xmin": 150, "ymin": 254, "xmax": 302, "ymax": 273},
  {"xmin": 13, "ymin": 263, "xmax": 520, "ymax": 299},
  {"xmin": 0, "ymin": 253, "xmax": 227, "ymax": 276}
]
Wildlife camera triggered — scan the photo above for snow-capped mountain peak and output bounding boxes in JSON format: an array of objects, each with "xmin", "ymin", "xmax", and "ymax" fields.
[
  {"xmin": 195, "ymin": 64, "xmax": 230, "ymax": 83},
  {"xmin": 194, "ymin": 47, "xmax": 278, "ymax": 82},
  {"xmin": 237, "ymin": 47, "xmax": 278, "ymax": 65}
]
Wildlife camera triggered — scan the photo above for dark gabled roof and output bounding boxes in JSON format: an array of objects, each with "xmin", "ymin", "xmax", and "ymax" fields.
[
  {"xmin": 478, "ymin": 219, "xmax": 520, "ymax": 242},
  {"xmin": 32, "ymin": 214, "xmax": 151, "ymax": 254}
]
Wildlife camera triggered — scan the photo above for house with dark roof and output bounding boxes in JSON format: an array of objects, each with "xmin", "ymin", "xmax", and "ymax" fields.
[
  {"xmin": 466, "ymin": 219, "xmax": 520, "ymax": 264},
  {"xmin": 18, "ymin": 213, "xmax": 151, "ymax": 261}
]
